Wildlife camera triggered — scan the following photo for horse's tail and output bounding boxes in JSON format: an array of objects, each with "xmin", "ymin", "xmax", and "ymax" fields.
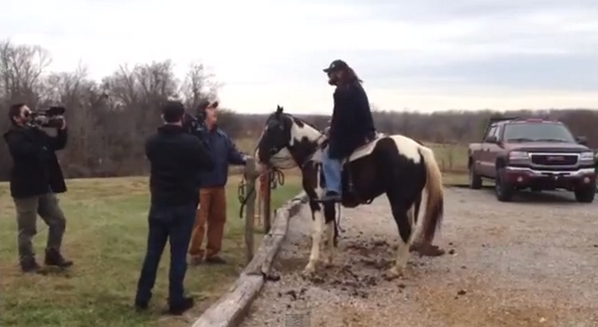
[{"xmin": 418, "ymin": 145, "xmax": 444, "ymax": 243}]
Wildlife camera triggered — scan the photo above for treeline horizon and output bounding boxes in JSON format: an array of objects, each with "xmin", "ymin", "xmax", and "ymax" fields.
[{"xmin": 1, "ymin": 40, "xmax": 597, "ymax": 181}]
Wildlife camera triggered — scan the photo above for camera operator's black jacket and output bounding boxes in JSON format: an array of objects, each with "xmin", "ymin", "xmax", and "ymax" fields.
[
  {"xmin": 145, "ymin": 124, "xmax": 214, "ymax": 207},
  {"xmin": 3, "ymin": 125, "xmax": 68, "ymax": 198},
  {"xmin": 328, "ymin": 81, "xmax": 376, "ymax": 159}
]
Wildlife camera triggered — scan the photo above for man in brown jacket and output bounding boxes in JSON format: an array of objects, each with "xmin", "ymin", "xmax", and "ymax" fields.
[{"xmin": 188, "ymin": 101, "xmax": 247, "ymax": 265}]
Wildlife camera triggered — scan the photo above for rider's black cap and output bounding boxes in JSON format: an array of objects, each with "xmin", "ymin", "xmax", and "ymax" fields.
[{"xmin": 323, "ymin": 59, "xmax": 349, "ymax": 73}]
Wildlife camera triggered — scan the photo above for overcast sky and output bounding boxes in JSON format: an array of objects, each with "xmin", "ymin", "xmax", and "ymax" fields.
[{"xmin": 2, "ymin": 0, "xmax": 598, "ymax": 113}]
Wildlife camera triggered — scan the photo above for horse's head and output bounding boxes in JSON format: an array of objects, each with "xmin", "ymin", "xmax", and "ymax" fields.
[
  {"xmin": 256, "ymin": 105, "xmax": 323, "ymax": 166},
  {"xmin": 256, "ymin": 105, "xmax": 294, "ymax": 164}
]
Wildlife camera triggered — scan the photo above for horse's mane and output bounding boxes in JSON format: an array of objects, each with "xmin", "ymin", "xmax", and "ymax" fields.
[{"xmin": 287, "ymin": 114, "xmax": 323, "ymax": 133}]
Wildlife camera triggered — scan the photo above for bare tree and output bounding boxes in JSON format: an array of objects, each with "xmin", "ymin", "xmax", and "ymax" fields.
[{"xmin": 1, "ymin": 39, "xmax": 597, "ymax": 181}]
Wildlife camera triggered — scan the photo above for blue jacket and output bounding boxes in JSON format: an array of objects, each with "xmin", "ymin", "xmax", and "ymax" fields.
[{"xmin": 200, "ymin": 127, "xmax": 246, "ymax": 188}]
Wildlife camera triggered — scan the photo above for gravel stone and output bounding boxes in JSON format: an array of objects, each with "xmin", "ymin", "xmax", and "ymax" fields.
[{"xmin": 240, "ymin": 187, "xmax": 598, "ymax": 327}]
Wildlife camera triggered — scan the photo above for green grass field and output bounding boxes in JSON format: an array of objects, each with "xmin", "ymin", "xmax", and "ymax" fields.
[
  {"xmin": 0, "ymin": 175, "xmax": 302, "ymax": 327},
  {"xmin": 425, "ymin": 143, "xmax": 469, "ymax": 173}
]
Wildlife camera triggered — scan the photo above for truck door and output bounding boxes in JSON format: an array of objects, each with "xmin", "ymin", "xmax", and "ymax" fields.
[
  {"xmin": 478, "ymin": 125, "xmax": 497, "ymax": 176},
  {"xmin": 485, "ymin": 125, "xmax": 502, "ymax": 178}
]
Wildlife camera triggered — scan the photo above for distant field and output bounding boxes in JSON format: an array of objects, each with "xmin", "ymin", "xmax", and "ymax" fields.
[
  {"xmin": 233, "ymin": 137, "xmax": 470, "ymax": 179},
  {"xmin": 425, "ymin": 143, "xmax": 469, "ymax": 173}
]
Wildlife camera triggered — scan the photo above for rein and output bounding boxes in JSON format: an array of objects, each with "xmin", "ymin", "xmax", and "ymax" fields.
[{"xmin": 237, "ymin": 167, "xmax": 285, "ymax": 219}]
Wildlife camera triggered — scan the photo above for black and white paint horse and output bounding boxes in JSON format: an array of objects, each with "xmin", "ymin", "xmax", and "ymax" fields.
[{"xmin": 256, "ymin": 106, "xmax": 444, "ymax": 277}]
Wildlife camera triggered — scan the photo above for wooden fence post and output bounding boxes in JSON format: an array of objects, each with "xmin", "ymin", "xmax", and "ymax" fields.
[
  {"xmin": 263, "ymin": 171, "xmax": 272, "ymax": 234},
  {"xmin": 243, "ymin": 158, "xmax": 257, "ymax": 264}
]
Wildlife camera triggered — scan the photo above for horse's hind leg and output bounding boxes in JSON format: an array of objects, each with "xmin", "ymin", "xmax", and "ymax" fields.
[{"xmin": 387, "ymin": 195, "xmax": 413, "ymax": 277}]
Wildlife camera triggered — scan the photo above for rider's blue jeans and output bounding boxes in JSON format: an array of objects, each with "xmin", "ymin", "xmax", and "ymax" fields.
[{"xmin": 322, "ymin": 147, "xmax": 342, "ymax": 194}]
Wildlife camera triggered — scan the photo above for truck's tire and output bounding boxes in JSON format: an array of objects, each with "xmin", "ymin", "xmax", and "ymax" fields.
[
  {"xmin": 495, "ymin": 168, "xmax": 515, "ymax": 202},
  {"xmin": 468, "ymin": 164, "xmax": 482, "ymax": 189},
  {"xmin": 574, "ymin": 184, "xmax": 596, "ymax": 203}
]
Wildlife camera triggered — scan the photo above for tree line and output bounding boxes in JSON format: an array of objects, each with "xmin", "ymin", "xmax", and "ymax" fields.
[{"xmin": 1, "ymin": 40, "xmax": 597, "ymax": 181}]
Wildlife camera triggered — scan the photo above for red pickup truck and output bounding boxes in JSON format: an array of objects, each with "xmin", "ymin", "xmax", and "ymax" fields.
[{"xmin": 468, "ymin": 117, "xmax": 596, "ymax": 202}]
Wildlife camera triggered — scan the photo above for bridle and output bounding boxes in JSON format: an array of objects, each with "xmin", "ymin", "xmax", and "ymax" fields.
[{"xmin": 261, "ymin": 115, "xmax": 329, "ymax": 169}]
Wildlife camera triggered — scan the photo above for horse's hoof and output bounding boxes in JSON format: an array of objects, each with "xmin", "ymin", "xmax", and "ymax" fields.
[
  {"xmin": 302, "ymin": 264, "xmax": 316, "ymax": 277},
  {"xmin": 325, "ymin": 255, "xmax": 334, "ymax": 267},
  {"xmin": 410, "ymin": 242, "xmax": 446, "ymax": 257},
  {"xmin": 388, "ymin": 266, "xmax": 404, "ymax": 278}
]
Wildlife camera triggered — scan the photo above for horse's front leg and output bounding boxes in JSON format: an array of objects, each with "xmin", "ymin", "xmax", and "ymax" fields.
[
  {"xmin": 304, "ymin": 203, "xmax": 324, "ymax": 275},
  {"xmin": 323, "ymin": 202, "xmax": 337, "ymax": 266}
]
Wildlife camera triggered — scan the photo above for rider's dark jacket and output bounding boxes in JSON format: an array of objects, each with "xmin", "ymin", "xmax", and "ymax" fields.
[{"xmin": 328, "ymin": 80, "xmax": 376, "ymax": 159}]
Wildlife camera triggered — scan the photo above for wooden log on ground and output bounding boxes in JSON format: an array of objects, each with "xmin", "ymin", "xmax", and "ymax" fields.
[
  {"xmin": 190, "ymin": 192, "xmax": 308, "ymax": 327},
  {"xmin": 190, "ymin": 275, "xmax": 264, "ymax": 327}
]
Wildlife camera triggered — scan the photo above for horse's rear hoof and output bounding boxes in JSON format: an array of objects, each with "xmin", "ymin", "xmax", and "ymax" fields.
[{"xmin": 410, "ymin": 242, "xmax": 446, "ymax": 257}]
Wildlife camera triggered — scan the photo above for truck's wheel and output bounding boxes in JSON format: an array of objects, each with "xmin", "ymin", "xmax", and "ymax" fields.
[
  {"xmin": 495, "ymin": 168, "xmax": 515, "ymax": 202},
  {"xmin": 468, "ymin": 164, "xmax": 482, "ymax": 189},
  {"xmin": 574, "ymin": 184, "xmax": 596, "ymax": 203}
]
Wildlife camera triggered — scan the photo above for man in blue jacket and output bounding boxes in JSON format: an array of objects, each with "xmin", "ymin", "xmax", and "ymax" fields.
[{"xmin": 188, "ymin": 100, "xmax": 247, "ymax": 265}]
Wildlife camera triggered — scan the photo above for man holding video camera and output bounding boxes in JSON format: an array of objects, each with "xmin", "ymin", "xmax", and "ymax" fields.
[{"xmin": 3, "ymin": 103, "xmax": 72, "ymax": 273}]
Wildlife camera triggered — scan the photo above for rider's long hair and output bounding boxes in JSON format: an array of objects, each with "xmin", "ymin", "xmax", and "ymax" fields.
[{"xmin": 341, "ymin": 67, "xmax": 363, "ymax": 85}]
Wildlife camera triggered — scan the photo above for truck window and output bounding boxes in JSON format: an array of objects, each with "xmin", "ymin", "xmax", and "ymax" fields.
[
  {"xmin": 503, "ymin": 123, "xmax": 576, "ymax": 142},
  {"xmin": 492, "ymin": 125, "xmax": 501, "ymax": 140},
  {"xmin": 485, "ymin": 125, "xmax": 497, "ymax": 140}
]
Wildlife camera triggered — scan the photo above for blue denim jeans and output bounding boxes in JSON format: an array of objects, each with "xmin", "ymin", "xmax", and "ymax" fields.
[
  {"xmin": 135, "ymin": 203, "xmax": 196, "ymax": 306},
  {"xmin": 322, "ymin": 147, "xmax": 342, "ymax": 194}
]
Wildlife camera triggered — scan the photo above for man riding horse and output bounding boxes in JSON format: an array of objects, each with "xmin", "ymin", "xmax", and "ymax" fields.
[
  {"xmin": 319, "ymin": 59, "xmax": 445, "ymax": 256},
  {"xmin": 320, "ymin": 59, "xmax": 377, "ymax": 203}
]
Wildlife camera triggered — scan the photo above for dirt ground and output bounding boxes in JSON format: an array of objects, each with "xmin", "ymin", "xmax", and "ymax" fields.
[{"xmin": 240, "ymin": 187, "xmax": 598, "ymax": 327}]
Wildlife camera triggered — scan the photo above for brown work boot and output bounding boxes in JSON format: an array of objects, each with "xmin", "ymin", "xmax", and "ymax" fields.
[
  {"xmin": 44, "ymin": 248, "xmax": 73, "ymax": 268},
  {"xmin": 205, "ymin": 256, "xmax": 227, "ymax": 265},
  {"xmin": 189, "ymin": 256, "xmax": 203, "ymax": 266}
]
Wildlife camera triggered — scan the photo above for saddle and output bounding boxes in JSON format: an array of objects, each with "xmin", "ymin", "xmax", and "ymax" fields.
[{"xmin": 313, "ymin": 133, "xmax": 385, "ymax": 207}]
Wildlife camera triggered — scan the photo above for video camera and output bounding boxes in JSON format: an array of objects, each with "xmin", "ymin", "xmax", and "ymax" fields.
[
  {"xmin": 30, "ymin": 106, "xmax": 66, "ymax": 128},
  {"xmin": 183, "ymin": 111, "xmax": 207, "ymax": 140}
]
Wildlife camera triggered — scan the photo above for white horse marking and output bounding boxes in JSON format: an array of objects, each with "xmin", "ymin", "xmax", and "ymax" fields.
[
  {"xmin": 390, "ymin": 135, "xmax": 423, "ymax": 163},
  {"xmin": 304, "ymin": 208, "xmax": 324, "ymax": 274},
  {"xmin": 290, "ymin": 120, "xmax": 321, "ymax": 146}
]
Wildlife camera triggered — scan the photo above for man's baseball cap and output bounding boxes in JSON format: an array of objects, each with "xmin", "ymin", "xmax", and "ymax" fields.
[
  {"xmin": 161, "ymin": 100, "xmax": 185, "ymax": 122},
  {"xmin": 196, "ymin": 100, "xmax": 219, "ymax": 112},
  {"xmin": 323, "ymin": 59, "xmax": 349, "ymax": 73}
]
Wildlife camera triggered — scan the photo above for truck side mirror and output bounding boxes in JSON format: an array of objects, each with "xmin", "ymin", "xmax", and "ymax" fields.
[
  {"xmin": 575, "ymin": 136, "xmax": 588, "ymax": 146},
  {"xmin": 485, "ymin": 136, "xmax": 498, "ymax": 143}
]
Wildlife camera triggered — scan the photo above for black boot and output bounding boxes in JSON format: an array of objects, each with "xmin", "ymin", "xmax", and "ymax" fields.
[
  {"xmin": 20, "ymin": 257, "xmax": 41, "ymax": 273},
  {"xmin": 44, "ymin": 248, "xmax": 73, "ymax": 268},
  {"xmin": 167, "ymin": 297, "xmax": 195, "ymax": 315}
]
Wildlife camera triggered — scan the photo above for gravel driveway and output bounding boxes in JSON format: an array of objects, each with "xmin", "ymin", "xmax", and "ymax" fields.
[{"xmin": 241, "ymin": 187, "xmax": 598, "ymax": 327}]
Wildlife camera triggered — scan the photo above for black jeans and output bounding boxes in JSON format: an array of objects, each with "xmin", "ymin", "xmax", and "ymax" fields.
[{"xmin": 135, "ymin": 203, "xmax": 196, "ymax": 306}]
